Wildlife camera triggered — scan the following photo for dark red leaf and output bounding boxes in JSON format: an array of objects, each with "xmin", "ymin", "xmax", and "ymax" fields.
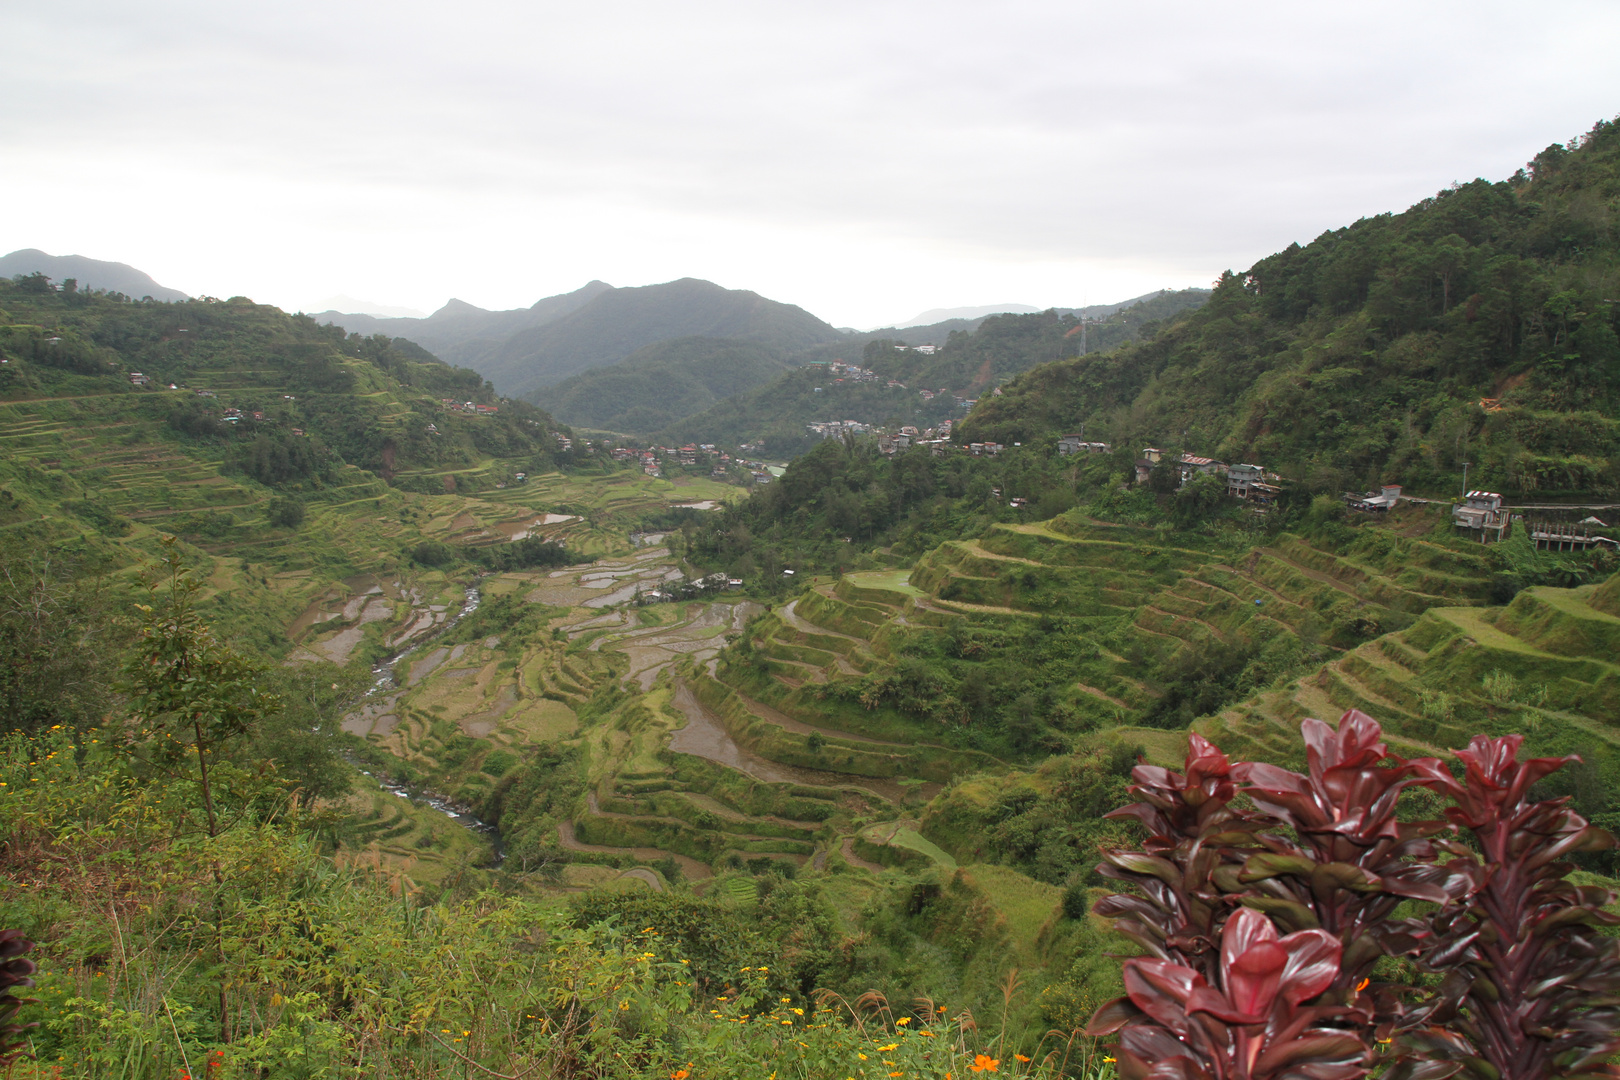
[
  {"xmin": 1085, "ymin": 995, "xmax": 1140, "ymax": 1035},
  {"xmin": 1277, "ymin": 929, "xmax": 1342, "ymax": 1006},
  {"xmin": 1253, "ymin": 1034, "xmax": 1368, "ymax": 1075},
  {"xmin": 1123, "ymin": 959, "xmax": 1203, "ymax": 1036}
]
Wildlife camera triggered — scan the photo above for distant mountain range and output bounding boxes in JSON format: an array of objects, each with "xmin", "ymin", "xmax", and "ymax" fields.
[
  {"xmin": 314, "ymin": 277, "xmax": 842, "ymax": 399},
  {"xmin": 0, "ymin": 249, "xmax": 190, "ymax": 302},
  {"xmin": 309, "ymin": 280, "xmax": 615, "ymax": 382},
  {"xmin": 890, "ymin": 303, "xmax": 1043, "ymax": 328},
  {"xmin": 311, "ymin": 295, "xmax": 427, "ymax": 318},
  {"xmin": 4, "ymin": 244, "xmax": 1208, "ymax": 441},
  {"xmin": 656, "ymin": 288, "xmax": 1212, "ymax": 453},
  {"xmin": 884, "ymin": 291, "xmax": 1181, "ymax": 330}
]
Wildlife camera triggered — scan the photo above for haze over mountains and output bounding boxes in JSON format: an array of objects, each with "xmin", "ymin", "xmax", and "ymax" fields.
[
  {"xmin": 312, "ymin": 295, "xmax": 428, "ymax": 318},
  {"xmin": 891, "ymin": 303, "xmax": 1043, "ymax": 327}
]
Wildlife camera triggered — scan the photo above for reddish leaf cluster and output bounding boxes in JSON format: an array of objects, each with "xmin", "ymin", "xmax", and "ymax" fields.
[
  {"xmin": 0, "ymin": 929, "xmax": 37, "ymax": 1067},
  {"xmin": 1093, "ymin": 907, "xmax": 1366, "ymax": 1080},
  {"xmin": 1088, "ymin": 711, "xmax": 1620, "ymax": 1080},
  {"xmin": 1406, "ymin": 736, "xmax": 1620, "ymax": 1080}
]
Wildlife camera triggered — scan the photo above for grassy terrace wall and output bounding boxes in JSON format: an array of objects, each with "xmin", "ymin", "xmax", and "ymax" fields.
[{"xmin": 1198, "ymin": 579, "xmax": 1620, "ymax": 770}]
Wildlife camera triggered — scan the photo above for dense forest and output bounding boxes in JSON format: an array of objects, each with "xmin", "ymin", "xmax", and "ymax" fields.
[
  {"xmin": 537, "ymin": 336, "xmax": 794, "ymax": 434},
  {"xmin": 964, "ymin": 121, "xmax": 1620, "ymax": 498}
]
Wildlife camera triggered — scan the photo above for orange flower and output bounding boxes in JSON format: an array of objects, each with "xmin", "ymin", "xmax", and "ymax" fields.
[
  {"xmin": 1355, "ymin": 977, "xmax": 1370, "ymax": 992},
  {"xmin": 1014, "ymin": 1055, "xmax": 1030, "ymax": 1063},
  {"xmin": 970, "ymin": 1054, "xmax": 1000, "ymax": 1073},
  {"xmin": 672, "ymin": 1071, "xmax": 689, "ymax": 1080}
]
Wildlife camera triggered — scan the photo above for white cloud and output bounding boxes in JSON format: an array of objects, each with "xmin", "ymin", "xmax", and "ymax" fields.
[{"xmin": 3, "ymin": 0, "xmax": 1616, "ymax": 327}]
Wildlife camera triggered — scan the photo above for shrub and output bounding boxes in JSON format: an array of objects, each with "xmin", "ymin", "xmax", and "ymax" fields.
[
  {"xmin": 266, "ymin": 495, "xmax": 305, "ymax": 528},
  {"xmin": 1087, "ymin": 710, "xmax": 1620, "ymax": 1080}
]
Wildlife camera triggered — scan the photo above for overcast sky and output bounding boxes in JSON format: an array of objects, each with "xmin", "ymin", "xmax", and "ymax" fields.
[{"xmin": 4, "ymin": 1, "xmax": 1618, "ymax": 328}]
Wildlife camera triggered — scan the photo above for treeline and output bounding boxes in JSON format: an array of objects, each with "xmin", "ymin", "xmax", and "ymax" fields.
[
  {"xmin": 536, "ymin": 336, "xmax": 792, "ymax": 435},
  {"xmin": 0, "ymin": 276, "xmax": 575, "ymax": 488},
  {"xmin": 864, "ymin": 288, "xmax": 1212, "ymax": 391},
  {"xmin": 682, "ymin": 435, "xmax": 1266, "ymax": 587},
  {"xmin": 963, "ymin": 116, "xmax": 1620, "ymax": 499}
]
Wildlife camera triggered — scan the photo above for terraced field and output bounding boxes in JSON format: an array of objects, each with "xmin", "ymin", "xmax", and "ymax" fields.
[
  {"xmin": 1198, "ymin": 572, "xmax": 1620, "ymax": 766},
  {"xmin": 340, "ymin": 536, "xmax": 997, "ymax": 889},
  {"xmin": 709, "ymin": 506, "xmax": 1495, "ymax": 754}
]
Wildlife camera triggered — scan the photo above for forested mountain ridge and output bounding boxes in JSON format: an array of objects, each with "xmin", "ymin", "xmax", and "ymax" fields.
[
  {"xmin": 654, "ymin": 288, "xmax": 1209, "ymax": 455},
  {"xmin": 0, "ymin": 275, "xmax": 569, "ymax": 491},
  {"xmin": 312, "ymin": 279, "xmax": 613, "ymax": 369},
  {"xmin": 535, "ymin": 336, "xmax": 795, "ymax": 434},
  {"xmin": 499, "ymin": 277, "xmax": 842, "ymax": 397},
  {"xmin": 0, "ymin": 247, "xmax": 190, "ymax": 302},
  {"xmin": 963, "ymin": 117, "xmax": 1620, "ymax": 499}
]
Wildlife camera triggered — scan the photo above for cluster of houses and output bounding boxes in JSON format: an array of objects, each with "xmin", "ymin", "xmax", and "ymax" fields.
[
  {"xmin": 806, "ymin": 360, "xmax": 907, "ymax": 390},
  {"xmin": 1133, "ymin": 447, "xmax": 1282, "ymax": 504},
  {"xmin": 807, "ymin": 420, "xmax": 872, "ymax": 439},
  {"xmin": 609, "ymin": 443, "xmax": 750, "ymax": 481},
  {"xmin": 1056, "ymin": 434, "xmax": 1111, "ymax": 456},
  {"xmin": 637, "ymin": 572, "xmax": 745, "ymax": 606},
  {"xmin": 440, "ymin": 398, "xmax": 499, "ymax": 416},
  {"xmin": 803, "ymin": 417, "xmax": 993, "ymax": 458},
  {"xmin": 892, "ymin": 344, "xmax": 938, "ymax": 355}
]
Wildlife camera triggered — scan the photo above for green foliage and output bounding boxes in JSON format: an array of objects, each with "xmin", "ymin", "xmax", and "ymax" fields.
[
  {"xmin": 0, "ymin": 278, "xmax": 573, "ymax": 493},
  {"xmin": 475, "ymin": 535, "xmax": 573, "ymax": 572},
  {"xmin": 538, "ymin": 336, "xmax": 793, "ymax": 434},
  {"xmin": 964, "ymin": 117, "xmax": 1620, "ymax": 500},
  {"xmin": 658, "ymin": 290, "xmax": 1209, "ymax": 452},
  {"xmin": 0, "ymin": 539, "xmax": 129, "ymax": 733},
  {"xmin": 411, "ymin": 539, "xmax": 456, "ymax": 566},
  {"xmin": 121, "ymin": 537, "xmax": 281, "ymax": 836},
  {"xmin": 265, "ymin": 494, "xmax": 306, "ymax": 528}
]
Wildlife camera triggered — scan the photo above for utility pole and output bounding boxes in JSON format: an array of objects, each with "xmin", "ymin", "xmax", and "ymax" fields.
[{"xmin": 1461, "ymin": 461, "xmax": 1470, "ymax": 499}]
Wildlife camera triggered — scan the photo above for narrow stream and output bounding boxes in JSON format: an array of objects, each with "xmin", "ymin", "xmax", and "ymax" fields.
[
  {"xmin": 367, "ymin": 584, "xmax": 482, "ymax": 694},
  {"xmin": 348, "ymin": 582, "xmax": 504, "ymax": 862}
]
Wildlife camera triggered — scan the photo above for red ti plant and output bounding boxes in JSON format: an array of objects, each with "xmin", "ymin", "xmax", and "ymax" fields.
[
  {"xmin": 1405, "ymin": 735, "xmax": 1620, "ymax": 1080},
  {"xmin": 1095, "ymin": 733, "xmax": 1269, "ymax": 982},
  {"xmin": 0, "ymin": 929, "xmax": 37, "ymax": 1068},
  {"xmin": 1231, "ymin": 711, "xmax": 1467, "ymax": 1009},
  {"xmin": 1088, "ymin": 905, "xmax": 1368, "ymax": 1080}
]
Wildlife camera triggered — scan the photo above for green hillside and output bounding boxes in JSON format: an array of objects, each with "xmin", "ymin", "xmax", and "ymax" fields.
[
  {"xmin": 496, "ymin": 277, "xmax": 843, "ymax": 397},
  {"xmin": 965, "ymin": 119, "xmax": 1620, "ymax": 499},
  {"xmin": 534, "ymin": 336, "xmax": 794, "ymax": 435},
  {"xmin": 656, "ymin": 289, "xmax": 1206, "ymax": 453}
]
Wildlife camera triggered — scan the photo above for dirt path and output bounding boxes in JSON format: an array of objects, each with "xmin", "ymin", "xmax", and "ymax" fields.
[
  {"xmin": 840, "ymin": 836, "xmax": 886, "ymax": 874},
  {"xmin": 667, "ymin": 681, "xmax": 919, "ymax": 803},
  {"xmin": 617, "ymin": 867, "xmax": 664, "ymax": 891},
  {"xmin": 779, "ymin": 598, "xmax": 868, "ymax": 645}
]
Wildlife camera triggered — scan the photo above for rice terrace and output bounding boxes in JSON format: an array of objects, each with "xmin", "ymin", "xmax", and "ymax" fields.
[{"xmin": 4, "ymin": 42, "xmax": 1620, "ymax": 1080}]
